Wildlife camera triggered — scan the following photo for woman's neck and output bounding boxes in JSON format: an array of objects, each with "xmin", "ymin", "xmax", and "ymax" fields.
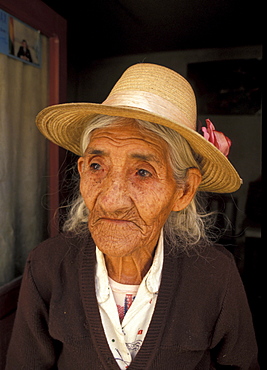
[{"xmin": 104, "ymin": 245, "xmax": 155, "ymax": 285}]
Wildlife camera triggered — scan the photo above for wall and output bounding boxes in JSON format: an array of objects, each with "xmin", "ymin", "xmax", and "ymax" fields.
[{"xmin": 69, "ymin": 45, "xmax": 262, "ymax": 236}]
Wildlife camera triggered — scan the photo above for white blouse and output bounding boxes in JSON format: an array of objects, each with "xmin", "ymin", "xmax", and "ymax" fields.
[{"xmin": 95, "ymin": 230, "xmax": 164, "ymax": 369}]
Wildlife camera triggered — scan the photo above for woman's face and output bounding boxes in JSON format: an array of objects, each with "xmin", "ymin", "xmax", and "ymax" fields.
[{"xmin": 78, "ymin": 120, "xmax": 185, "ymax": 258}]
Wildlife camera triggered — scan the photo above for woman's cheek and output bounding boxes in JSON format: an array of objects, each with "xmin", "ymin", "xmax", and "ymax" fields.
[{"xmin": 80, "ymin": 177, "xmax": 99, "ymax": 210}]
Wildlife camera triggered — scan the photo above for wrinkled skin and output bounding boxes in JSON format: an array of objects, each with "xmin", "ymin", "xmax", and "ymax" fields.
[{"xmin": 78, "ymin": 120, "xmax": 201, "ymax": 284}]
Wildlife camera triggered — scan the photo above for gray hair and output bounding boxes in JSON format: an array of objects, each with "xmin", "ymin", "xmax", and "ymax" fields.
[{"xmin": 63, "ymin": 115, "xmax": 215, "ymax": 253}]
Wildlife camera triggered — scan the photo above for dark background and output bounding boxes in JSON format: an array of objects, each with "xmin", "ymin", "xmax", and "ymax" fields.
[{"xmin": 41, "ymin": 0, "xmax": 262, "ymax": 72}]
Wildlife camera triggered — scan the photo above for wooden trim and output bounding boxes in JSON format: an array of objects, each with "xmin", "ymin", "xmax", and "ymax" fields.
[{"xmin": 49, "ymin": 36, "xmax": 60, "ymax": 236}]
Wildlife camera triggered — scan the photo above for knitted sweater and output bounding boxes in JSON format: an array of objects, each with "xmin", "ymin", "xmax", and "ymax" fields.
[{"xmin": 6, "ymin": 233, "xmax": 259, "ymax": 369}]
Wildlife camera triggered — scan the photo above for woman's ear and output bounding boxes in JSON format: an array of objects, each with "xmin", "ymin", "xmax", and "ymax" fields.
[
  {"xmin": 77, "ymin": 157, "xmax": 85, "ymax": 176},
  {"xmin": 172, "ymin": 168, "xmax": 202, "ymax": 212}
]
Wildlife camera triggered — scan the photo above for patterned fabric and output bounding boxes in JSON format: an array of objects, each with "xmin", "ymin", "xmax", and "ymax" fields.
[
  {"xmin": 95, "ymin": 231, "xmax": 164, "ymax": 369},
  {"xmin": 109, "ymin": 279, "xmax": 139, "ymax": 322}
]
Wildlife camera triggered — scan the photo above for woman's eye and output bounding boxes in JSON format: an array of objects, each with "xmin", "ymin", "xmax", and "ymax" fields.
[
  {"xmin": 137, "ymin": 169, "xmax": 152, "ymax": 178},
  {"xmin": 89, "ymin": 163, "xmax": 101, "ymax": 171}
]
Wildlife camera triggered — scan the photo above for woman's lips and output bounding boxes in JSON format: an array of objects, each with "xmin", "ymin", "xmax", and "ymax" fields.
[
  {"xmin": 97, "ymin": 218, "xmax": 140, "ymax": 229},
  {"xmin": 101, "ymin": 218, "xmax": 132, "ymax": 224}
]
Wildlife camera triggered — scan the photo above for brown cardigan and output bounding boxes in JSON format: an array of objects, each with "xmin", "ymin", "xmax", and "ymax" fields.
[{"xmin": 6, "ymin": 233, "xmax": 259, "ymax": 369}]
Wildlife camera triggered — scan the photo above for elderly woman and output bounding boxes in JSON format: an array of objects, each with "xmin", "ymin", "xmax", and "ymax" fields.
[{"xmin": 6, "ymin": 64, "xmax": 258, "ymax": 369}]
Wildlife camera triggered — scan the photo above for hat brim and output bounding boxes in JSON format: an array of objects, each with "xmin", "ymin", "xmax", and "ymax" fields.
[{"xmin": 36, "ymin": 102, "xmax": 242, "ymax": 193}]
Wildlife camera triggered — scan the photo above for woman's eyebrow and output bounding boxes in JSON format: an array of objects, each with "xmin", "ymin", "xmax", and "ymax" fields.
[
  {"xmin": 85, "ymin": 148, "xmax": 106, "ymax": 156},
  {"xmin": 85, "ymin": 149, "xmax": 162, "ymax": 164},
  {"xmin": 130, "ymin": 153, "xmax": 161, "ymax": 164}
]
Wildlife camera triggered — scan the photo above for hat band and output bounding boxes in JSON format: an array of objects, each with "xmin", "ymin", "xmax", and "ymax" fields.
[{"xmin": 102, "ymin": 90, "xmax": 196, "ymax": 130}]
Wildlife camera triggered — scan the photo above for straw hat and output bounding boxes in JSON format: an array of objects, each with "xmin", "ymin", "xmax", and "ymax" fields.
[{"xmin": 36, "ymin": 63, "xmax": 242, "ymax": 193}]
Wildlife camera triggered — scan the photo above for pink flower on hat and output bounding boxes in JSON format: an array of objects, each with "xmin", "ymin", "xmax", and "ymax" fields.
[{"xmin": 201, "ymin": 119, "xmax": 232, "ymax": 157}]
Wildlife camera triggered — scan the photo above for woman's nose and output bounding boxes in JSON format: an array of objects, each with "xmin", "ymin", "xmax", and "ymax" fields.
[{"xmin": 98, "ymin": 170, "xmax": 132, "ymax": 213}]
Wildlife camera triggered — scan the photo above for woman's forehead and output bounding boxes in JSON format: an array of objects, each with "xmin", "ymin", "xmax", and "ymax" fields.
[{"xmin": 87, "ymin": 122, "xmax": 170, "ymax": 157}]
